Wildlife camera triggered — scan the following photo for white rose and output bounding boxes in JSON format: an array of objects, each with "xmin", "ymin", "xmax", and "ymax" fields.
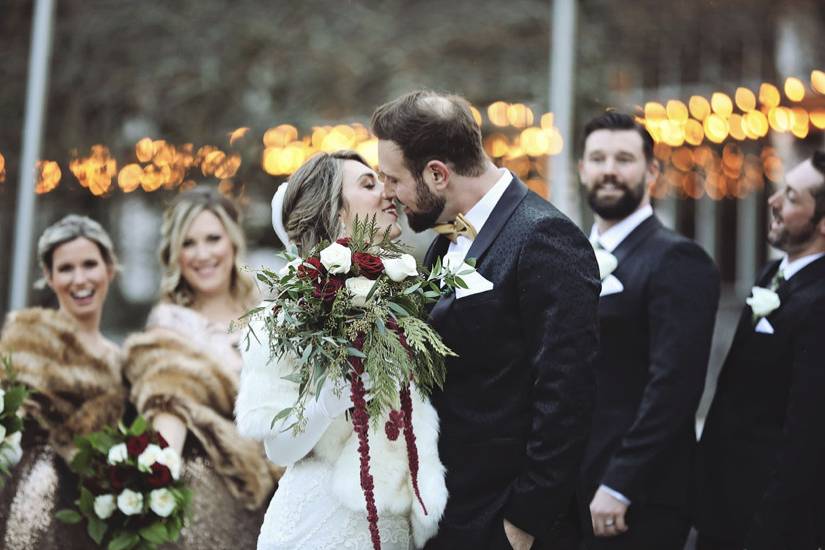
[
  {"xmin": 746, "ymin": 286, "xmax": 781, "ymax": 317},
  {"xmin": 319, "ymin": 242, "xmax": 352, "ymax": 274},
  {"xmin": 149, "ymin": 488, "xmax": 177, "ymax": 517},
  {"xmin": 0, "ymin": 387, "xmax": 5, "ymax": 412},
  {"xmin": 137, "ymin": 444, "xmax": 163, "ymax": 472},
  {"xmin": 156, "ymin": 447, "xmax": 182, "ymax": 480},
  {"xmin": 277, "ymin": 257, "xmax": 303, "ymax": 277},
  {"xmin": 346, "ymin": 276, "xmax": 376, "ymax": 307},
  {"xmin": 116, "ymin": 489, "xmax": 144, "ymax": 516},
  {"xmin": 593, "ymin": 249, "xmax": 618, "ymax": 280},
  {"xmin": 382, "ymin": 254, "xmax": 419, "ymax": 282},
  {"xmin": 0, "ymin": 424, "xmax": 6, "ymax": 442},
  {"xmin": 93, "ymin": 494, "xmax": 116, "ymax": 519},
  {"xmin": 106, "ymin": 443, "xmax": 128, "ymax": 465},
  {"xmin": 0, "ymin": 431, "xmax": 22, "ymax": 468}
]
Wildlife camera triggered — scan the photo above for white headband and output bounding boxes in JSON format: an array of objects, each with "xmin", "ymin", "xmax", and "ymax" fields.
[{"xmin": 271, "ymin": 183, "xmax": 292, "ymax": 249}]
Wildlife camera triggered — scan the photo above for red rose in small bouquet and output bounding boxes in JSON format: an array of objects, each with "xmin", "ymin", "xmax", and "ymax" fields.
[
  {"xmin": 57, "ymin": 416, "xmax": 192, "ymax": 549},
  {"xmin": 246, "ymin": 216, "xmax": 473, "ymax": 550}
]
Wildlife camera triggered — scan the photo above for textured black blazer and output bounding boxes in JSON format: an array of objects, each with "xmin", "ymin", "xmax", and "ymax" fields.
[
  {"xmin": 579, "ymin": 216, "xmax": 720, "ymax": 511},
  {"xmin": 694, "ymin": 255, "xmax": 825, "ymax": 550},
  {"xmin": 422, "ymin": 175, "xmax": 600, "ymax": 548}
]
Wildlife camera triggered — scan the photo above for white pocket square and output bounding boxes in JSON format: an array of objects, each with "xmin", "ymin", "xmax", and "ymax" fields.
[
  {"xmin": 600, "ymin": 274, "xmax": 624, "ymax": 297},
  {"xmin": 754, "ymin": 317, "xmax": 775, "ymax": 334},
  {"xmin": 455, "ymin": 270, "xmax": 494, "ymax": 299}
]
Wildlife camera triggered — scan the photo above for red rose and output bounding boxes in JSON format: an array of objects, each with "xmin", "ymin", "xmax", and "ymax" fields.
[
  {"xmin": 353, "ymin": 252, "xmax": 384, "ymax": 280},
  {"xmin": 336, "ymin": 237, "xmax": 352, "ymax": 247},
  {"xmin": 155, "ymin": 432, "xmax": 169, "ymax": 449},
  {"xmin": 147, "ymin": 463, "xmax": 172, "ymax": 488},
  {"xmin": 297, "ymin": 257, "xmax": 325, "ymax": 282},
  {"xmin": 313, "ymin": 275, "xmax": 344, "ymax": 304},
  {"xmin": 126, "ymin": 433, "xmax": 150, "ymax": 457},
  {"xmin": 109, "ymin": 466, "xmax": 129, "ymax": 491}
]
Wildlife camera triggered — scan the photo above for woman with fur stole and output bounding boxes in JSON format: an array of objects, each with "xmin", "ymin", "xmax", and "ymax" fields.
[
  {"xmin": 0, "ymin": 215, "xmax": 126, "ymax": 549},
  {"xmin": 235, "ymin": 152, "xmax": 447, "ymax": 550},
  {"xmin": 123, "ymin": 187, "xmax": 281, "ymax": 549}
]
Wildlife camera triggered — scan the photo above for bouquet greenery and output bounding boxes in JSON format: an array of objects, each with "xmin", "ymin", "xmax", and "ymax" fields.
[
  {"xmin": 57, "ymin": 416, "xmax": 192, "ymax": 550},
  {"xmin": 0, "ymin": 354, "xmax": 28, "ymax": 485}
]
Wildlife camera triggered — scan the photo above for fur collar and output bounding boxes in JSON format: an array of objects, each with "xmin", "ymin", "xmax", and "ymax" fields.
[{"xmin": 0, "ymin": 307, "xmax": 125, "ymax": 461}]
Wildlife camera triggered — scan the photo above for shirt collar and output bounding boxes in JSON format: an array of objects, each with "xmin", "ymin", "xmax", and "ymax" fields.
[
  {"xmin": 778, "ymin": 252, "xmax": 825, "ymax": 280},
  {"xmin": 462, "ymin": 169, "xmax": 513, "ymax": 235},
  {"xmin": 589, "ymin": 204, "xmax": 654, "ymax": 252}
]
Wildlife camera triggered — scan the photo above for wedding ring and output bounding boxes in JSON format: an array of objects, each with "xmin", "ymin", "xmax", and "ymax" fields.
[{"xmin": 604, "ymin": 518, "xmax": 615, "ymax": 527}]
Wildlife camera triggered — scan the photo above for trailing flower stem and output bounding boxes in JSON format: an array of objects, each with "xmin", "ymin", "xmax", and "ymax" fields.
[{"xmin": 400, "ymin": 383, "xmax": 427, "ymax": 516}]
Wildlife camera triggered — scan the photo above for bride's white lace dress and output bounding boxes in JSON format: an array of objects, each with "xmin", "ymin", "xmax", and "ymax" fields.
[{"xmin": 258, "ymin": 455, "xmax": 411, "ymax": 550}]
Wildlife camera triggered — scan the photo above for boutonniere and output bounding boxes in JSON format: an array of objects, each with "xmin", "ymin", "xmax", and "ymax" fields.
[
  {"xmin": 593, "ymin": 248, "xmax": 618, "ymax": 281},
  {"xmin": 746, "ymin": 286, "xmax": 781, "ymax": 322}
]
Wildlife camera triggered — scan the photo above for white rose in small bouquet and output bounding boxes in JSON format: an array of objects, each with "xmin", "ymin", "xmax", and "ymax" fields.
[
  {"xmin": 157, "ymin": 447, "xmax": 182, "ymax": 480},
  {"xmin": 0, "ymin": 431, "xmax": 22, "ymax": 468},
  {"xmin": 149, "ymin": 488, "xmax": 177, "ymax": 517},
  {"xmin": 319, "ymin": 242, "xmax": 352, "ymax": 274},
  {"xmin": 137, "ymin": 444, "xmax": 163, "ymax": 472},
  {"xmin": 0, "ymin": 387, "xmax": 5, "ymax": 413},
  {"xmin": 746, "ymin": 286, "xmax": 781, "ymax": 318},
  {"xmin": 382, "ymin": 254, "xmax": 418, "ymax": 282},
  {"xmin": 107, "ymin": 443, "xmax": 128, "ymax": 465},
  {"xmin": 116, "ymin": 489, "xmax": 144, "ymax": 516},
  {"xmin": 93, "ymin": 494, "xmax": 116, "ymax": 519}
]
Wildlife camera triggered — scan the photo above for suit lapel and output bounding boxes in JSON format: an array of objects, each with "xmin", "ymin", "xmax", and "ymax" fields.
[
  {"xmin": 776, "ymin": 255, "xmax": 825, "ymax": 303},
  {"xmin": 610, "ymin": 215, "xmax": 661, "ymax": 266},
  {"xmin": 428, "ymin": 173, "xmax": 528, "ymax": 326}
]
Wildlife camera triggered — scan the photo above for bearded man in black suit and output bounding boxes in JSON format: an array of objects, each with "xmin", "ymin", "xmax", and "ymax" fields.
[
  {"xmin": 694, "ymin": 151, "xmax": 825, "ymax": 550},
  {"xmin": 371, "ymin": 90, "xmax": 600, "ymax": 550},
  {"xmin": 575, "ymin": 112, "xmax": 720, "ymax": 550}
]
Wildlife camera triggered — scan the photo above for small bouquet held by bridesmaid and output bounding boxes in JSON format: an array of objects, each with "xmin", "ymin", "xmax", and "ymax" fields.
[
  {"xmin": 0, "ymin": 354, "xmax": 27, "ymax": 485},
  {"xmin": 57, "ymin": 416, "xmax": 192, "ymax": 550},
  {"xmin": 247, "ymin": 216, "xmax": 470, "ymax": 549}
]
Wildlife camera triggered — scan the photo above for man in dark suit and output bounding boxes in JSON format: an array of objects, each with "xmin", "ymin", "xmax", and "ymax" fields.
[
  {"xmin": 371, "ymin": 90, "xmax": 600, "ymax": 550},
  {"xmin": 576, "ymin": 112, "xmax": 720, "ymax": 549},
  {"xmin": 694, "ymin": 151, "xmax": 825, "ymax": 550}
]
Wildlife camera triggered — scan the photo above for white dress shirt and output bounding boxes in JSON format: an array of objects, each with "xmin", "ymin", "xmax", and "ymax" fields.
[
  {"xmin": 589, "ymin": 204, "xmax": 654, "ymax": 252},
  {"xmin": 445, "ymin": 169, "xmax": 513, "ymax": 264}
]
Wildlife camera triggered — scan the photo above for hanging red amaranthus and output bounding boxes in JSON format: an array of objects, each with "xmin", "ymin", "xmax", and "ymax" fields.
[{"xmin": 400, "ymin": 383, "xmax": 427, "ymax": 516}]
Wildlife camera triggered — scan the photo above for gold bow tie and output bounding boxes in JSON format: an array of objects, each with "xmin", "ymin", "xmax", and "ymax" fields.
[{"xmin": 433, "ymin": 213, "xmax": 478, "ymax": 242}]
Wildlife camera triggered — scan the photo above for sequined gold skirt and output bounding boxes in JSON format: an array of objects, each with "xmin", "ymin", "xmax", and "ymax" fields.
[
  {"xmin": 0, "ymin": 444, "xmax": 89, "ymax": 550},
  {"xmin": 175, "ymin": 449, "xmax": 270, "ymax": 550}
]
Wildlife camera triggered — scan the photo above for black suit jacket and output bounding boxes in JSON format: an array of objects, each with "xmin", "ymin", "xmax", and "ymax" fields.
[
  {"xmin": 580, "ymin": 216, "xmax": 720, "ymax": 515},
  {"xmin": 423, "ymin": 176, "xmax": 600, "ymax": 549},
  {"xmin": 695, "ymin": 255, "xmax": 825, "ymax": 550}
]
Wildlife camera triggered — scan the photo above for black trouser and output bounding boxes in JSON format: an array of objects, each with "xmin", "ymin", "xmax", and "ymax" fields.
[{"xmin": 695, "ymin": 533, "xmax": 741, "ymax": 550}]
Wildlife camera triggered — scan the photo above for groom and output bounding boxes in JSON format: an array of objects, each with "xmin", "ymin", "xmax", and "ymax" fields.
[{"xmin": 371, "ymin": 90, "xmax": 600, "ymax": 550}]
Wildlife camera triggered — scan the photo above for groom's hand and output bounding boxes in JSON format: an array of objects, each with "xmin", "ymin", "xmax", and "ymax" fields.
[
  {"xmin": 589, "ymin": 487, "xmax": 629, "ymax": 537},
  {"xmin": 503, "ymin": 518, "xmax": 534, "ymax": 550}
]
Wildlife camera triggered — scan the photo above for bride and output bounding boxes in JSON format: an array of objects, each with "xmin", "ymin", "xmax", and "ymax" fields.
[{"xmin": 235, "ymin": 150, "xmax": 448, "ymax": 550}]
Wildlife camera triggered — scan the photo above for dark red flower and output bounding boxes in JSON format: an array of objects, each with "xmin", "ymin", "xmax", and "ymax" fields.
[
  {"xmin": 384, "ymin": 410, "xmax": 404, "ymax": 441},
  {"xmin": 109, "ymin": 466, "xmax": 129, "ymax": 491},
  {"xmin": 353, "ymin": 252, "xmax": 384, "ymax": 280},
  {"xmin": 336, "ymin": 237, "xmax": 352, "ymax": 247},
  {"xmin": 155, "ymin": 432, "xmax": 169, "ymax": 449},
  {"xmin": 401, "ymin": 384, "xmax": 427, "ymax": 516},
  {"xmin": 348, "ymin": 332, "xmax": 367, "ymax": 374},
  {"xmin": 126, "ymin": 433, "xmax": 150, "ymax": 457},
  {"xmin": 147, "ymin": 463, "xmax": 172, "ymax": 488},
  {"xmin": 297, "ymin": 257, "xmax": 325, "ymax": 282},
  {"xmin": 313, "ymin": 275, "xmax": 345, "ymax": 304}
]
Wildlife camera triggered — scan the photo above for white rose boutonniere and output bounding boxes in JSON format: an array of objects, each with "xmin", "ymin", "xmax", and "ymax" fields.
[
  {"xmin": 319, "ymin": 242, "xmax": 352, "ymax": 274},
  {"xmin": 746, "ymin": 286, "xmax": 781, "ymax": 319}
]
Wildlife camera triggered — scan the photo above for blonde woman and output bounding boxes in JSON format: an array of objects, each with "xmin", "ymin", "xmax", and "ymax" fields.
[
  {"xmin": 123, "ymin": 187, "xmax": 280, "ymax": 549},
  {"xmin": 236, "ymin": 151, "xmax": 447, "ymax": 550},
  {"xmin": 0, "ymin": 215, "xmax": 126, "ymax": 550}
]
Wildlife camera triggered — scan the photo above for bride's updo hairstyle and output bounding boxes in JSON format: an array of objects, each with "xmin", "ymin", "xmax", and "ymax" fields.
[{"xmin": 281, "ymin": 150, "xmax": 369, "ymax": 255}]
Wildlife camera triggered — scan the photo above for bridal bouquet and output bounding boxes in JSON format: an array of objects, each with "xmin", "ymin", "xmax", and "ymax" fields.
[
  {"xmin": 247, "ymin": 217, "xmax": 469, "ymax": 550},
  {"xmin": 57, "ymin": 416, "xmax": 192, "ymax": 550},
  {"xmin": 0, "ymin": 354, "xmax": 28, "ymax": 485}
]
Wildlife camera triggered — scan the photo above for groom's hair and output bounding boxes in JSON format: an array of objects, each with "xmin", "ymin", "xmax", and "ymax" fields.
[
  {"xmin": 371, "ymin": 90, "xmax": 486, "ymax": 181},
  {"xmin": 581, "ymin": 111, "xmax": 654, "ymax": 163}
]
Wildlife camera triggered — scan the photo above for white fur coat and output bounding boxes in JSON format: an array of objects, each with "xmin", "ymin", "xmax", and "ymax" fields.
[{"xmin": 235, "ymin": 316, "xmax": 448, "ymax": 548}]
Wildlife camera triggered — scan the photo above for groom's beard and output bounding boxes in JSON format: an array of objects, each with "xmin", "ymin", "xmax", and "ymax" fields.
[
  {"xmin": 406, "ymin": 176, "xmax": 446, "ymax": 233},
  {"xmin": 587, "ymin": 174, "xmax": 646, "ymax": 221}
]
